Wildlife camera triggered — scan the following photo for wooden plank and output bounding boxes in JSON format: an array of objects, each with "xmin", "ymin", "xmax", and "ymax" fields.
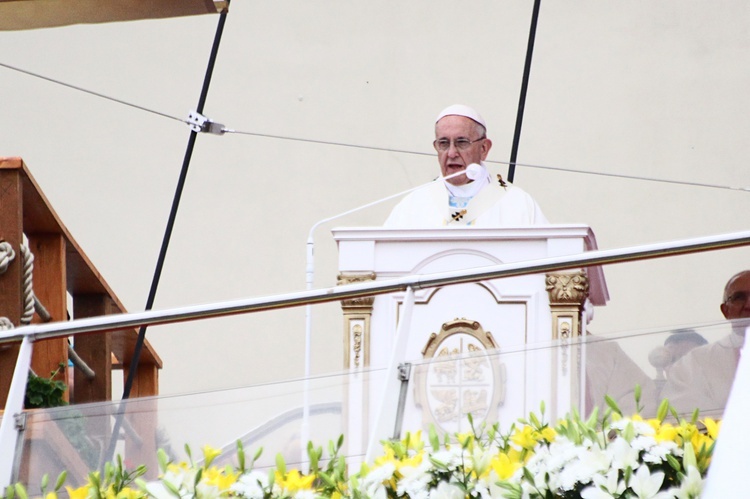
[
  {"xmin": 123, "ymin": 362, "xmax": 159, "ymax": 398},
  {"xmin": 0, "ymin": 158, "xmax": 162, "ymax": 368},
  {"xmin": 0, "ymin": 165, "xmax": 23, "ymax": 407},
  {"xmin": 27, "ymin": 234, "xmax": 68, "ymax": 402},
  {"xmin": 72, "ymin": 294, "xmax": 113, "ymax": 403}
]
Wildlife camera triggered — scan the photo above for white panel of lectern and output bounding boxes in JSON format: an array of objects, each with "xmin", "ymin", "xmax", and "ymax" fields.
[{"xmin": 333, "ymin": 225, "xmax": 608, "ymax": 445}]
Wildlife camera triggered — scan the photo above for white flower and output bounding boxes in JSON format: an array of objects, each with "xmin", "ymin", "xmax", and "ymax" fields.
[
  {"xmin": 195, "ymin": 481, "xmax": 224, "ymax": 499},
  {"xmin": 396, "ymin": 461, "xmax": 433, "ymax": 497},
  {"xmin": 580, "ymin": 486, "xmax": 617, "ymax": 499},
  {"xmin": 429, "ymin": 482, "xmax": 465, "ymax": 499},
  {"xmin": 610, "ymin": 418, "xmax": 654, "ymax": 437},
  {"xmin": 631, "ymin": 435, "xmax": 658, "ymax": 453},
  {"xmin": 580, "ymin": 469, "xmax": 626, "ymax": 499},
  {"xmin": 608, "ymin": 438, "xmax": 640, "ymax": 471},
  {"xmin": 668, "ymin": 465, "xmax": 704, "ymax": 499},
  {"xmin": 358, "ymin": 463, "xmax": 396, "ymax": 498},
  {"xmin": 139, "ymin": 481, "xmax": 172, "ymax": 499},
  {"xmin": 430, "ymin": 447, "xmax": 465, "ymax": 470},
  {"xmin": 628, "ymin": 464, "xmax": 671, "ymax": 499},
  {"xmin": 642, "ymin": 440, "xmax": 679, "ymax": 464},
  {"xmin": 293, "ymin": 490, "xmax": 316, "ymax": 499},
  {"xmin": 231, "ymin": 471, "xmax": 270, "ymax": 498}
]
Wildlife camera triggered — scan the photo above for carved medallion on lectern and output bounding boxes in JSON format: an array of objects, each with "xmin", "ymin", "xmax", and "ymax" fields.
[{"xmin": 414, "ymin": 319, "xmax": 506, "ymax": 435}]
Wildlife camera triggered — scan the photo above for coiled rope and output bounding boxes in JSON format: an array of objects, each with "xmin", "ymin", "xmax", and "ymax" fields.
[
  {"xmin": 0, "ymin": 237, "xmax": 96, "ymax": 378},
  {"xmin": 19, "ymin": 235, "xmax": 35, "ymax": 326}
]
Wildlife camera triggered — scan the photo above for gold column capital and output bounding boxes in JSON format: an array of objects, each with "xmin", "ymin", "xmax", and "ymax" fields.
[
  {"xmin": 545, "ymin": 271, "xmax": 590, "ymax": 339},
  {"xmin": 337, "ymin": 272, "xmax": 376, "ymax": 309}
]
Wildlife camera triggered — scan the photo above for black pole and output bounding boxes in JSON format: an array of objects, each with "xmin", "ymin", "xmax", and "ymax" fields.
[
  {"xmin": 508, "ymin": 0, "xmax": 541, "ymax": 183},
  {"xmin": 101, "ymin": 3, "xmax": 230, "ymax": 467}
]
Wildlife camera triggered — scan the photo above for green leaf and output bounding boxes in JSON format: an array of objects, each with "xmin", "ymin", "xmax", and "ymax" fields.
[
  {"xmin": 184, "ymin": 443, "xmax": 193, "ymax": 465},
  {"xmin": 666, "ymin": 454, "xmax": 681, "ymax": 472},
  {"xmin": 604, "ymin": 395, "xmax": 622, "ymax": 416},
  {"xmin": 162, "ymin": 480, "xmax": 182, "ymax": 499},
  {"xmin": 428, "ymin": 456, "xmax": 449, "ymax": 470},
  {"xmin": 656, "ymin": 399, "xmax": 669, "ymax": 422},
  {"xmin": 318, "ymin": 472, "xmax": 336, "ymax": 488},
  {"xmin": 236, "ymin": 440, "xmax": 246, "ymax": 472},
  {"xmin": 253, "ymin": 446, "xmax": 263, "ymax": 464},
  {"xmin": 683, "ymin": 441, "xmax": 698, "ymax": 470},
  {"xmin": 429, "ymin": 425, "xmax": 440, "ymax": 451},
  {"xmin": 522, "ymin": 467, "xmax": 535, "ymax": 484},
  {"xmin": 529, "ymin": 412, "xmax": 541, "ymax": 429},
  {"xmin": 275, "ymin": 453, "xmax": 287, "ymax": 475},
  {"xmin": 54, "ymin": 470, "xmax": 67, "ymax": 492},
  {"xmin": 13, "ymin": 484, "xmax": 27, "ymax": 499},
  {"xmin": 157, "ymin": 448, "xmax": 169, "ymax": 473},
  {"xmin": 585, "ymin": 406, "xmax": 599, "ymax": 428}
]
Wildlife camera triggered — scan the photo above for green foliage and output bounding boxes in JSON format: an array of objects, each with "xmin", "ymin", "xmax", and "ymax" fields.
[{"xmin": 24, "ymin": 364, "xmax": 67, "ymax": 409}]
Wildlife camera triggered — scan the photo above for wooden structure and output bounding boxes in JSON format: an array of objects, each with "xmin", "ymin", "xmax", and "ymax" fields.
[{"xmin": 0, "ymin": 156, "xmax": 162, "ymax": 405}]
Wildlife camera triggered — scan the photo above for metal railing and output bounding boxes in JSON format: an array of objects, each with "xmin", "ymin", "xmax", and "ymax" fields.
[{"xmin": 1, "ymin": 228, "xmax": 750, "ymax": 488}]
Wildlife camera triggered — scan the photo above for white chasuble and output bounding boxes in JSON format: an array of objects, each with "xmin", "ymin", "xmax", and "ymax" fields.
[{"xmin": 384, "ymin": 179, "xmax": 548, "ymax": 228}]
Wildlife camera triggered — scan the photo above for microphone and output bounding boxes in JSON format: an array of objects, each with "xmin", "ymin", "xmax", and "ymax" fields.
[{"xmin": 464, "ymin": 163, "xmax": 484, "ymax": 181}]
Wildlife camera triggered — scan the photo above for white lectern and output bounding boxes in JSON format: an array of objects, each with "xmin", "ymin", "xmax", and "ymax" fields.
[{"xmin": 333, "ymin": 225, "xmax": 609, "ymax": 456}]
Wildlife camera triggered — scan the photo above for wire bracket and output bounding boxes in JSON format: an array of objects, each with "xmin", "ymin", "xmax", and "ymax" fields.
[{"xmin": 187, "ymin": 110, "xmax": 226, "ymax": 135}]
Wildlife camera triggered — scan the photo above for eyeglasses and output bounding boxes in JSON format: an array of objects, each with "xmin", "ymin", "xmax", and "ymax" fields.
[
  {"xmin": 433, "ymin": 136, "xmax": 486, "ymax": 152},
  {"xmin": 725, "ymin": 291, "xmax": 750, "ymax": 305}
]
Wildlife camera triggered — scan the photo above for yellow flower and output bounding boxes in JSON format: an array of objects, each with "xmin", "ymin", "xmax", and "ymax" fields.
[
  {"xmin": 398, "ymin": 450, "xmax": 424, "ymax": 470},
  {"xmin": 490, "ymin": 452, "xmax": 522, "ymax": 480},
  {"xmin": 540, "ymin": 427, "xmax": 556, "ymax": 442},
  {"xmin": 202, "ymin": 445, "xmax": 223, "ymax": 468},
  {"xmin": 274, "ymin": 469, "xmax": 315, "ymax": 492},
  {"xmin": 66, "ymin": 485, "xmax": 90, "ymax": 499},
  {"xmin": 404, "ymin": 430, "xmax": 423, "ymax": 451},
  {"xmin": 115, "ymin": 488, "xmax": 143, "ymax": 499},
  {"xmin": 44, "ymin": 492, "xmax": 58, "ymax": 499},
  {"xmin": 511, "ymin": 426, "xmax": 538, "ymax": 450},
  {"xmin": 456, "ymin": 432, "xmax": 475, "ymax": 450},
  {"xmin": 653, "ymin": 422, "xmax": 678, "ymax": 443},
  {"xmin": 203, "ymin": 467, "xmax": 238, "ymax": 491},
  {"xmin": 703, "ymin": 418, "xmax": 720, "ymax": 440},
  {"xmin": 374, "ymin": 447, "xmax": 397, "ymax": 468}
]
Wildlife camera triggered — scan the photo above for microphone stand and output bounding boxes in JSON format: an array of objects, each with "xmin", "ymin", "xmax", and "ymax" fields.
[{"xmin": 301, "ymin": 168, "xmax": 473, "ymax": 466}]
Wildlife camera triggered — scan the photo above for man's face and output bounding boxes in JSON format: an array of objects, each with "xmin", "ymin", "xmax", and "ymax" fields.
[
  {"xmin": 435, "ymin": 115, "xmax": 492, "ymax": 186},
  {"xmin": 721, "ymin": 272, "xmax": 750, "ymax": 320}
]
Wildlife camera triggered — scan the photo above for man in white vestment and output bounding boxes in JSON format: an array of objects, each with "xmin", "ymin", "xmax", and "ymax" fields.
[
  {"xmin": 384, "ymin": 104, "xmax": 548, "ymax": 228},
  {"xmin": 661, "ymin": 270, "xmax": 750, "ymax": 416}
]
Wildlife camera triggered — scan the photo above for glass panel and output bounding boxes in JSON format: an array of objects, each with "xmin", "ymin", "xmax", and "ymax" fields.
[
  {"xmin": 14, "ymin": 367, "xmax": 386, "ymax": 489},
  {"xmin": 13, "ymin": 321, "xmax": 740, "ymax": 489}
]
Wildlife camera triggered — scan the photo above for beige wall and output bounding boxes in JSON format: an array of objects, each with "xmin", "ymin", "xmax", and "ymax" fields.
[{"xmin": 1, "ymin": 1, "xmax": 749, "ymax": 395}]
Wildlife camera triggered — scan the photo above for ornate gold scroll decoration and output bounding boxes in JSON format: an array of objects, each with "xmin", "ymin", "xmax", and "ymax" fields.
[
  {"xmin": 415, "ymin": 318, "xmax": 506, "ymax": 436},
  {"xmin": 352, "ymin": 324, "xmax": 363, "ymax": 368},
  {"xmin": 338, "ymin": 272, "xmax": 376, "ymax": 370}
]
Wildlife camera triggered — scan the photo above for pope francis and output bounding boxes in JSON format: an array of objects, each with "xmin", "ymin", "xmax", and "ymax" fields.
[{"xmin": 385, "ymin": 104, "xmax": 548, "ymax": 228}]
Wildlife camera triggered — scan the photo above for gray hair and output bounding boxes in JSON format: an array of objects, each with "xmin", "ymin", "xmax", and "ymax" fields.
[{"xmin": 723, "ymin": 270, "xmax": 750, "ymax": 302}]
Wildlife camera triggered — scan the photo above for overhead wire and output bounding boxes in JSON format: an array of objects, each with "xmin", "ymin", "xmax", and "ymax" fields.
[
  {"xmin": 0, "ymin": 61, "xmax": 186, "ymax": 124},
  {"xmin": 222, "ymin": 129, "xmax": 750, "ymax": 193},
  {"xmin": 2, "ymin": 60, "xmax": 749, "ymax": 194}
]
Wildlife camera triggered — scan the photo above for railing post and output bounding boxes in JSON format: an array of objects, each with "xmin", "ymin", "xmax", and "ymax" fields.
[{"xmin": 0, "ymin": 336, "xmax": 33, "ymax": 489}]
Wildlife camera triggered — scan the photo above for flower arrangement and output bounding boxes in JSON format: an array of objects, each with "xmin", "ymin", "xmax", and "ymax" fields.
[{"xmin": 3, "ymin": 398, "xmax": 717, "ymax": 499}]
